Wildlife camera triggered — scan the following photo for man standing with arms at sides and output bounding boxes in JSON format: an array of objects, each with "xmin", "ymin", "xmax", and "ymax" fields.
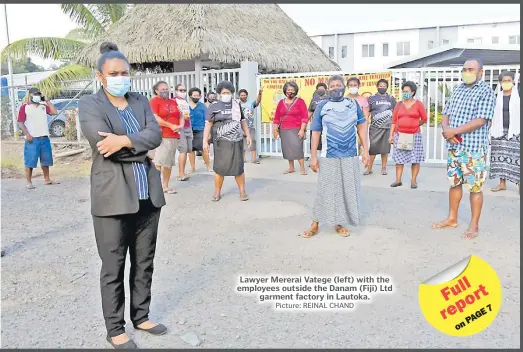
[
  {"xmin": 432, "ymin": 58, "xmax": 495, "ymax": 239},
  {"xmin": 174, "ymin": 84, "xmax": 193, "ymax": 181},
  {"xmin": 238, "ymin": 88, "xmax": 262, "ymax": 164},
  {"xmin": 307, "ymin": 82, "xmax": 329, "ymax": 161},
  {"xmin": 18, "ymin": 87, "xmax": 58, "ymax": 189}
]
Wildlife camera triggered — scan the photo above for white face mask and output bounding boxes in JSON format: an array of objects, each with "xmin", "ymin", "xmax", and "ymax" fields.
[
  {"xmin": 348, "ymin": 87, "xmax": 359, "ymax": 95},
  {"xmin": 31, "ymin": 95, "xmax": 41, "ymax": 103},
  {"xmin": 220, "ymin": 94, "xmax": 232, "ymax": 103},
  {"xmin": 176, "ymin": 91, "xmax": 186, "ymax": 99}
]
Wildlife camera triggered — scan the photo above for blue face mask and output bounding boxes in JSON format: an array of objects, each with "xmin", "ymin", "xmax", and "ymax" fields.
[
  {"xmin": 329, "ymin": 87, "xmax": 346, "ymax": 101},
  {"xmin": 104, "ymin": 76, "xmax": 131, "ymax": 97},
  {"xmin": 402, "ymin": 92, "xmax": 413, "ymax": 100}
]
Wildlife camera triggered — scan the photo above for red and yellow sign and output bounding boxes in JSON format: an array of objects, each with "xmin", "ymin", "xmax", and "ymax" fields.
[{"xmin": 259, "ymin": 72, "xmax": 392, "ymax": 123}]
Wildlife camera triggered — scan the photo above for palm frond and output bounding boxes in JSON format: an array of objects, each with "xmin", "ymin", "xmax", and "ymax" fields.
[
  {"xmin": 1, "ymin": 37, "xmax": 86, "ymax": 61},
  {"xmin": 60, "ymin": 4, "xmax": 105, "ymax": 38},
  {"xmin": 34, "ymin": 64, "xmax": 94, "ymax": 98},
  {"xmin": 91, "ymin": 4, "xmax": 128, "ymax": 28},
  {"xmin": 65, "ymin": 28, "xmax": 97, "ymax": 42}
]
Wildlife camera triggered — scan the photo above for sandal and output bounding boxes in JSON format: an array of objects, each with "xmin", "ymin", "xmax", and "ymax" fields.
[
  {"xmin": 411, "ymin": 183, "xmax": 418, "ymax": 189},
  {"xmin": 212, "ymin": 195, "xmax": 221, "ymax": 202},
  {"xmin": 431, "ymin": 220, "xmax": 458, "ymax": 229},
  {"xmin": 163, "ymin": 188, "xmax": 177, "ymax": 194},
  {"xmin": 300, "ymin": 170, "xmax": 307, "ymax": 176},
  {"xmin": 463, "ymin": 230, "xmax": 479, "ymax": 240},
  {"xmin": 26, "ymin": 184, "xmax": 35, "ymax": 190},
  {"xmin": 251, "ymin": 160, "xmax": 260, "ymax": 164},
  {"xmin": 44, "ymin": 180, "xmax": 60, "ymax": 185},
  {"xmin": 363, "ymin": 170, "xmax": 373, "ymax": 176},
  {"xmin": 302, "ymin": 228, "xmax": 318, "ymax": 238},
  {"xmin": 390, "ymin": 182, "xmax": 402, "ymax": 187},
  {"xmin": 283, "ymin": 169, "xmax": 295, "ymax": 174},
  {"xmin": 240, "ymin": 193, "xmax": 249, "ymax": 201},
  {"xmin": 490, "ymin": 185, "xmax": 506, "ymax": 192},
  {"xmin": 381, "ymin": 169, "xmax": 388, "ymax": 175},
  {"xmin": 335, "ymin": 225, "xmax": 350, "ymax": 237},
  {"xmin": 177, "ymin": 175, "xmax": 190, "ymax": 181}
]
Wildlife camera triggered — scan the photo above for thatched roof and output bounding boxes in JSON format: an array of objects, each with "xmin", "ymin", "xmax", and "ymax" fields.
[{"xmin": 75, "ymin": 4, "xmax": 340, "ymax": 73}]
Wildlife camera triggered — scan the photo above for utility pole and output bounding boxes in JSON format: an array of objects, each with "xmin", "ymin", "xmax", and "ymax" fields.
[{"xmin": 4, "ymin": 4, "xmax": 18, "ymax": 138}]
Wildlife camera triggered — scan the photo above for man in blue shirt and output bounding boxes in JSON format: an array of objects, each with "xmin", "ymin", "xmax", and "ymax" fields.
[
  {"xmin": 432, "ymin": 58, "xmax": 495, "ymax": 239},
  {"xmin": 188, "ymin": 87, "xmax": 211, "ymax": 172},
  {"xmin": 302, "ymin": 74, "xmax": 369, "ymax": 239},
  {"xmin": 239, "ymin": 88, "xmax": 262, "ymax": 163}
]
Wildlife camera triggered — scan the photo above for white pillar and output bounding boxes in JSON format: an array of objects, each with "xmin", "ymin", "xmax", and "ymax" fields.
[
  {"xmin": 194, "ymin": 57, "xmax": 202, "ymax": 91},
  {"xmin": 239, "ymin": 61, "xmax": 259, "ymax": 156}
]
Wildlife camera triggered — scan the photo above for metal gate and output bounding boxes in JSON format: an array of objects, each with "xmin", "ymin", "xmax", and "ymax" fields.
[{"xmin": 256, "ymin": 65, "xmax": 520, "ymax": 164}]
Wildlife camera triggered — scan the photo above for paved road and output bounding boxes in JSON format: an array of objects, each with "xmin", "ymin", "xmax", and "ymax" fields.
[{"xmin": 1, "ymin": 158, "xmax": 520, "ymax": 348}]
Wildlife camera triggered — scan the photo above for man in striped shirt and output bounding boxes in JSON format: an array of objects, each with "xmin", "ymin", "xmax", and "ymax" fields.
[{"xmin": 432, "ymin": 58, "xmax": 495, "ymax": 239}]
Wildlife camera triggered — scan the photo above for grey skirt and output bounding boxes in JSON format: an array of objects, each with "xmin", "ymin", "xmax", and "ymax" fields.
[
  {"xmin": 312, "ymin": 157, "xmax": 362, "ymax": 227},
  {"xmin": 280, "ymin": 128, "xmax": 304, "ymax": 160},
  {"xmin": 369, "ymin": 125, "xmax": 391, "ymax": 155},
  {"xmin": 213, "ymin": 139, "xmax": 244, "ymax": 177}
]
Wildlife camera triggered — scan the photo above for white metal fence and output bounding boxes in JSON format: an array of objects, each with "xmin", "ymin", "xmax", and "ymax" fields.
[{"xmin": 255, "ymin": 65, "xmax": 520, "ymax": 164}]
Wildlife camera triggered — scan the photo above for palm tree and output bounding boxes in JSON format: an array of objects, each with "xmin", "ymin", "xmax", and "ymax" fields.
[{"xmin": 1, "ymin": 4, "xmax": 129, "ymax": 97}]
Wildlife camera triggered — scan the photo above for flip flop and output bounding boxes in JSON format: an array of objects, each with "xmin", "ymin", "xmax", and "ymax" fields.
[
  {"xmin": 177, "ymin": 175, "xmax": 190, "ymax": 181},
  {"xmin": 251, "ymin": 160, "xmax": 260, "ymax": 164},
  {"xmin": 240, "ymin": 193, "xmax": 249, "ymax": 201},
  {"xmin": 411, "ymin": 183, "xmax": 418, "ymax": 189},
  {"xmin": 212, "ymin": 195, "xmax": 221, "ymax": 202},
  {"xmin": 431, "ymin": 221, "xmax": 458, "ymax": 229},
  {"xmin": 463, "ymin": 230, "xmax": 479, "ymax": 240},
  {"xmin": 163, "ymin": 189, "xmax": 177, "ymax": 194},
  {"xmin": 26, "ymin": 184, "xmax": 35, "ymax": 190},
  {"xmin": 335, "ymin": 225, "xmax": 350, "ymax": 237},
  {"xmin": 381, "ymin": 169, "xmax": 388, "ymax": 175},
  {"xmin": 300, "ymin": 170, "xmax": 307, "ymax": 175},
  {"xmin": 44, "ymin": 180, "xmax": 60, "ymax": 185},
  {"xmin": 363, "ymin": 170, "xmax": 373, "ymax": 176},
  {"xmin": 490, "ymin": 186, "xmax": 506, "ymax": 192},
  {"xmin": 391, "ymin": 182, "xmax": 402, "ymax": 187},
  {"xmin": 283, "ymin": 169, "xmax": 295, "ymax": 174}
]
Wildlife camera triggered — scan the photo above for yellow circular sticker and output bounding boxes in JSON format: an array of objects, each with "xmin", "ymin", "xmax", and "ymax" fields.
[{"xmin": 419, "ymin": 255, "xmax": 502, "ymax": 336}]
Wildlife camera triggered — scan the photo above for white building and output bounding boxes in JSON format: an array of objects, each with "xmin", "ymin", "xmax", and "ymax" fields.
[{"xmin": 310, "ymin": 20, "xmax": 520, "ymax": 71}]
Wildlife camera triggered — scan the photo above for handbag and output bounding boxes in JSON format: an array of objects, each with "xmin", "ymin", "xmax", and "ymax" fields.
[{"xmin": 396, "ymin": 102, "xmax": 414, "ymax": 151}]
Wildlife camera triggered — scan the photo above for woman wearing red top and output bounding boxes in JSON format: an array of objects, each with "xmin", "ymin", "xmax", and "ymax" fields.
[
  {"xmin": 273, "ymin": 81, "xmax": 309, "ymax": 175},
  {"xmin": 150, "ymin": 81, "xmax": 182, "ymax": 194},
  {"xmin": 388, "ymin": 81, "xmax": 427, "ymax": 188}
]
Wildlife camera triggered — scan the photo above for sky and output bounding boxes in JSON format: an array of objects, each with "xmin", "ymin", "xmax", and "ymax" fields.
[{"xmin": 0, "ymin": 3, "xmax": 520, "ymax": 69}]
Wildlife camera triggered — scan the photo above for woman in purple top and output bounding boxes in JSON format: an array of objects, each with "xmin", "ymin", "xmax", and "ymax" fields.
[{"xmin": 366, "ymin": 79, "xmax": 396, "ymax": 176}]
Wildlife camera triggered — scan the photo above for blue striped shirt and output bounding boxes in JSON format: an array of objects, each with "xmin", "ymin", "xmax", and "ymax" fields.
[{"xmin": 117, "ymin": 107, "xmax": 149, "ymax": 200}]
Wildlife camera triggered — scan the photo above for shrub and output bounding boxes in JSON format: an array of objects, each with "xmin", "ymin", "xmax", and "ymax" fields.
[
  {"xmin": 64, "ymin": 108, "xmax": 78, "ymax": 140},
  {"xmin": 429, "ymin": 103, "xmax": 443, "ymax": 127}
]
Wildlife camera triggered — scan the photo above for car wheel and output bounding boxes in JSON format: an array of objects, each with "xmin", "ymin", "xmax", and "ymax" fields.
[{"xmin": 50, "ymin": 121, "xmax": 65, "ymax": 137}]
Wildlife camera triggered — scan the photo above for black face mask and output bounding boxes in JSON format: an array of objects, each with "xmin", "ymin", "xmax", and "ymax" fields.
[
  {"xmin": 191, "ymin": 97, "xmax": 200, "ymax": 103},
  {"xmin": 286, "ymin": 92, "xmax": 296, "ymax": 99},
  {"xmin": 377, "ymin": 88, "xmax": 387, "ymax": 95},
  {"xmin": 317, "ymin": 90, "xmax": 326, "ymax": 96}
]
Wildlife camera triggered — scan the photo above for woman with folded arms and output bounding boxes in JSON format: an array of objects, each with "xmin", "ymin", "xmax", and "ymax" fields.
[
  {"xmin": 79, "ymin": 42, "xmax": 166, "ymax": 349},
  {"xmin": 388, "ymin": 81, "xmax": 427, "ymax": 188}
]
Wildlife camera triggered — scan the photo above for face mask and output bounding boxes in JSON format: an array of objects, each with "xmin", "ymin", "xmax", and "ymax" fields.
[
  {"xmin": 286, "ymin": 92, "xmax": 296, "ymax": 99},
  {"xmin": 329, "ymin": 87, "xmax": 346, "ymax": 101},
  {"xmin": 176, "ymin": 91, "xmax": 186, "ymax": 99},
  {"xmin": 104, "ymin": 76, "xmax": 131, "ymax": 97},
  {"xmin": 191, "ymin": 97, "xmax": 200, "ymax": 103},
  {"xmin": 317, "ymin": 90, "xmax": 326, "ymax": 96},
  {"xmin": 220, "ymin": 94, "xmax": 232, "ymax": 103},
  {"xmin": 402, "ymin": 92, "xmax": 413, "ymax": 100},
  {"xmin": 462, "ymin": 72, "xmax": 478, "ymax": 85},
  {"xmin": 348, "ymin": 87, "xmax": 359, "ymax": 95},
  {"xmin": 31, "ymin": 95, "xmax": 41, "ymax": 103},
  {"xmin": 377, "ymin": 88, "xmax": 387, "ymax": 95},
  {"xmin": 159, "ymin": 91, "xmax": 169, "ymax": 99},
  {"xmin": 501, "ymin": 82, "xmax": 513, "ymax": 91}
]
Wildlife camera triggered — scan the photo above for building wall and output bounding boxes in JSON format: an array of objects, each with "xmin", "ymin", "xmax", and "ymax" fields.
[
  {"xmin": 312, "ymin": 21, "xmax": 520, "ymax": 72},
  {"xmin": 456, "ymin": 22, "xmax": 520, "ymax": 45}
]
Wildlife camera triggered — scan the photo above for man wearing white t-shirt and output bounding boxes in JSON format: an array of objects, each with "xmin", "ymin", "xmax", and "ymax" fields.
[{"xmin": 17, "ymin": 87, "xmax": 58, "ymax": 189}]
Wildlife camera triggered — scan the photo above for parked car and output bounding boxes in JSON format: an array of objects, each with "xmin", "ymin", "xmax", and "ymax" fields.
[{"xmin": 47, "ymin": 99, "xmax": 79, "ymax": 137}]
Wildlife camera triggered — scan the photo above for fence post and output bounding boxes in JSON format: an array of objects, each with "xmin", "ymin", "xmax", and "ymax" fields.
[{"xmin": 239, "ymin": 61, "xmax": 259, "ymax": 157}]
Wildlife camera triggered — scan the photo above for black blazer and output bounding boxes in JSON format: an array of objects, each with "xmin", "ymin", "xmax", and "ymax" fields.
[{"xmin": 78, "ymin": 89, "xmax": 166, "ymax": 217}]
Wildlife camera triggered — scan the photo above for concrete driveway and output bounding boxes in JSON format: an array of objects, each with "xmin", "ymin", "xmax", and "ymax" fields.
[{"xmin": 1, "ymin": 158, "xmax": 519, "ymax": 348}]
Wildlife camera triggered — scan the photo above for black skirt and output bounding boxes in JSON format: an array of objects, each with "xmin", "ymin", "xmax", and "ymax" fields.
[{"xmin": 213, "ymin": 139, "xmax": 244, "ymax": 176}]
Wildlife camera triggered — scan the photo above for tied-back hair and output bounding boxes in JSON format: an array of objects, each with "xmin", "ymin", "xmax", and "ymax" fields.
[
  {"xmin": 97, "ymin": 42, "xmax": 129, "ymax": 72},
  {"xmin": 152, "ymin": 81, "xmax": 168, "ymax": 95}
]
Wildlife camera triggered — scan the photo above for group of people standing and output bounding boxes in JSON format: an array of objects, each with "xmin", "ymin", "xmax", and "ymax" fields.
[{"xmin": 73, "ymin": 41, "xmax": 518, "ymax": 349}]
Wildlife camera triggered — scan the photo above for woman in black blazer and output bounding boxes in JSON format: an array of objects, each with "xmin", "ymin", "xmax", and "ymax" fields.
[{"xmin": 78, "ymin": 42, "xmax": 166, "ymax": 349}]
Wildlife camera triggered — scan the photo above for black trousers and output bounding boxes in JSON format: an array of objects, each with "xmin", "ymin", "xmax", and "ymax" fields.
[
  {"xmin": 92, "ymin": 199, "xmax": 161, "ymax": 337},
  {"xmin": 310, "ymin": 130, "xmax": 322, "ymax": 151}
]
